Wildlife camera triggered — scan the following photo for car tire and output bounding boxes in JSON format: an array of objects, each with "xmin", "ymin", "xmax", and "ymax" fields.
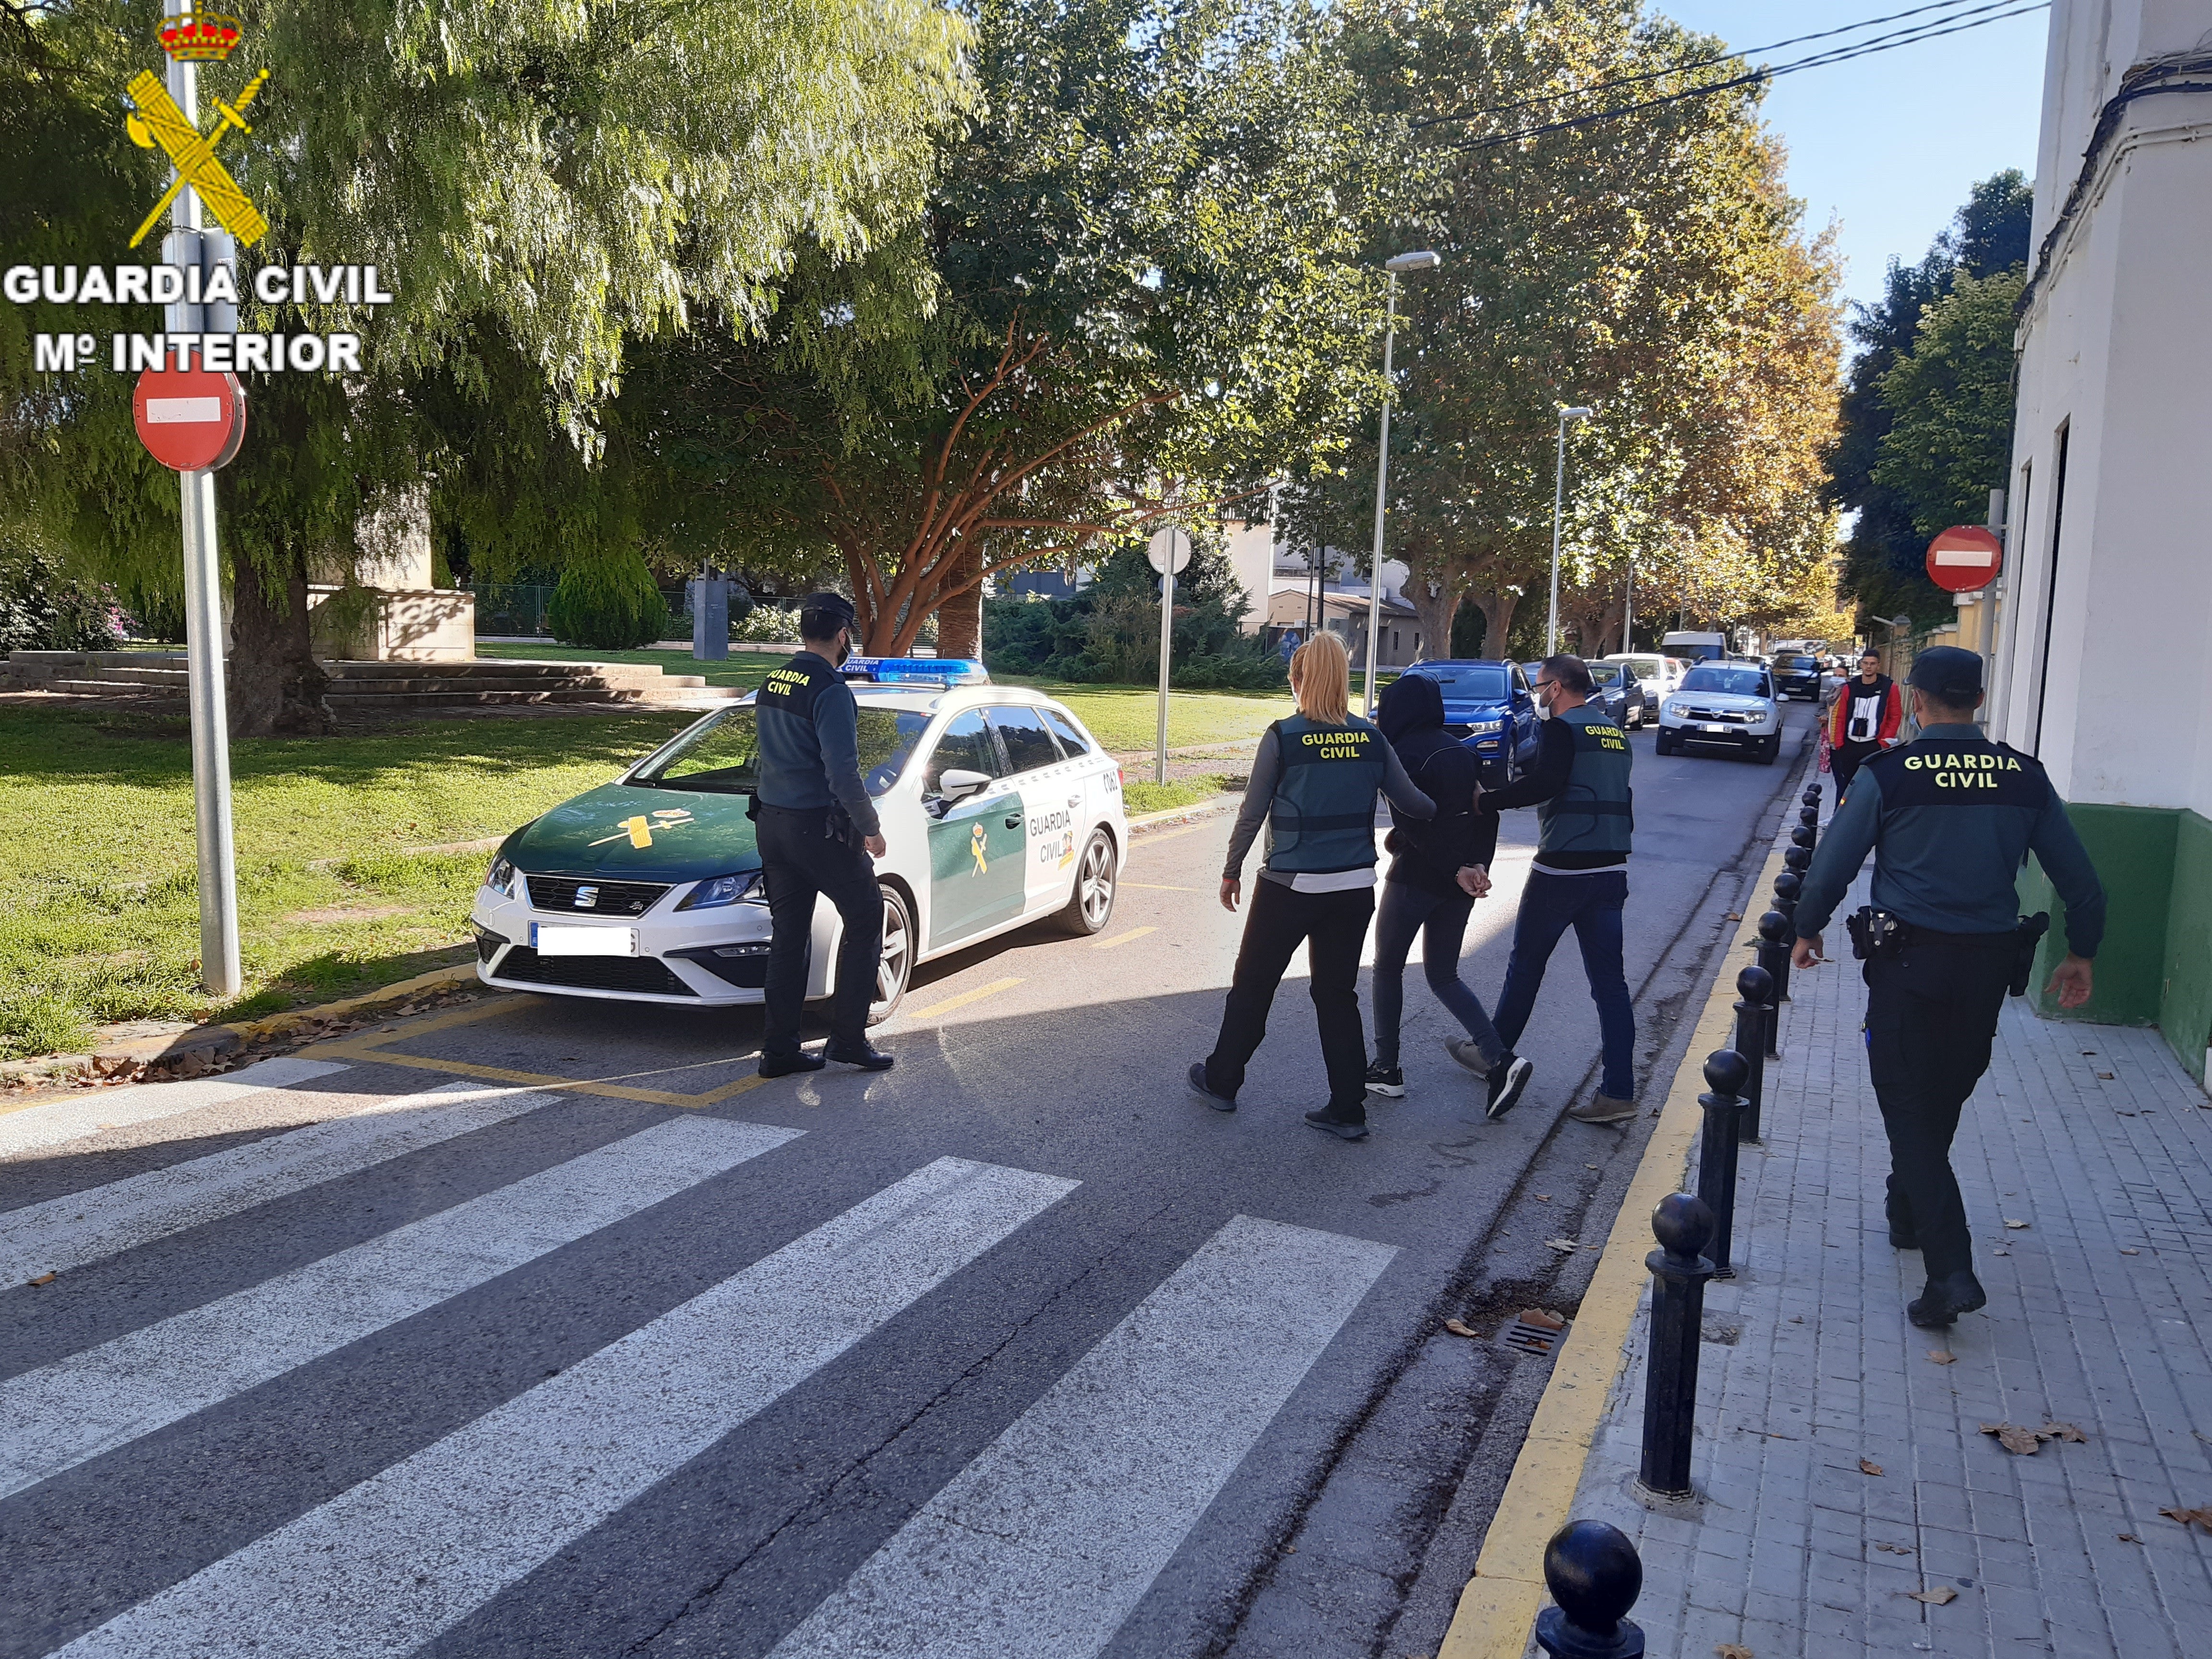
[
  {"xmin": 868, "ymin": 883, "xmax": 915, "ymax": 1024},
  {"xmin": 1058, "ymin": 828, "xmax": 1118, "ymax": 936}
]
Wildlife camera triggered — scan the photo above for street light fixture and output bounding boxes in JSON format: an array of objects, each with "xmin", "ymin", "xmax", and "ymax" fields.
[
  {"xmin": 1546, "ymin": 406, "xmax": 1595, "ymax": 656},
  {"xmin": 1365, "ymin": 249, "xmax": 1443, "ymax": 713}
]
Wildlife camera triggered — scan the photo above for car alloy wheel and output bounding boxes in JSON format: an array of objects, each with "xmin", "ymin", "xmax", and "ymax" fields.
[
  {"xmin": 1059, "ymin": 829, "xmax": 1117, "ymax": 935},
  {"xmin": 870, "ymin": 884, "xmax": 914, "ymax": 1023}
]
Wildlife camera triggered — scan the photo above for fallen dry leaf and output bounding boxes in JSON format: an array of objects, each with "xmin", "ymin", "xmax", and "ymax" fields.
[
  {"xmin": 1874, "ymin": 1541, "xmax": 1915, "ymax": 1555},
  {"xmin": 2121, "ymin": 1248, "xmax": 2141, "ymax": 1256},
  {"xmin": 1585, "ymin": 1163, "xmax": 1600, "ymax": 1171},
  {"xmin": 1907, "ymin": 1585, "xmax": 1959, "ymax": 1606},
  {"xmin": 1716, "ymin": 1645, "xmax": 1753, "ymax": 1659},
  {"xmin": 2097, "ymin": 1071, "xmax": 2116, "ymax": 1081},
  {"xmin": 1725, "ymin": 911, "xmax": 1743, "ymax": 922},
  {"xmin": 1927, "ymin": 1349, "xmax": 1957, "ymax": 1365},
  {"xmin": 2041, "ymin": 1422, "xmax": 2087, "ymax": 1443},
  {"xmin": 1534, "ymin": 1193, "xmax": 1552, "ymax": 1202},
  {"xmin": 2004, "ymin": 1219, "xmax": 2031, "ymax": 1230},
  {"xmin": 2117, "ymin": 1533, "xmax": 2143, "ymax": 1544},
  {"xmin": 1981, "ymin": 1423, "xmax": 2045, "ymax": 1455},
  {"xmin": 27, "ymin": 1272, "xmax": 57, "ymax": 1286},
  {"xmin": 1520, "ymin": 1308, "xmax": 1567, "ymax": 1331},
  {"xmin": 2160, "ymin": 1505, "xmax": 2212, "ymax": 1534},
  {"xmin": 1443, "ymin": 1319, "xmax": 1480, "ymax": 1340},
  {"xmin": 1859, "ymin": 1458, "xmax": 1883, "ymax": 1476},
  {"xmin": 1544, "ymin": 1238, "xmax": 1580, "ymax": 1253}
]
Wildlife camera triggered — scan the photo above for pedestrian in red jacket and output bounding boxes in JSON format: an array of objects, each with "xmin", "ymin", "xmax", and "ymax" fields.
[{"xmin": 1828, "ymin": 650, "xmax": 1903, "ymax": 796}]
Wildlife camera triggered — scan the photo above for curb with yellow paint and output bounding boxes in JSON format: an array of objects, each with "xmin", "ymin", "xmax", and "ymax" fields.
[
  {"xmin": 223, "ymin": 960, "xmax": 484, "ymax": 1045},
  {"xmin": 1437, "ymin": 816, "xmax": 1803, "ymax": 1659}
]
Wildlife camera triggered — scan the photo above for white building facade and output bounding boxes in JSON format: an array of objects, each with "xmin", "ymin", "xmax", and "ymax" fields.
[{"xmin": 1992, "ymin": 0, "xmax": 2212, "ymax": 1074}]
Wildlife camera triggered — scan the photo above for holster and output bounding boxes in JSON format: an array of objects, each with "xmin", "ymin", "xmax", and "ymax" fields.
[
  {"xmin": 2010, "ymin": 912, "xmax": 2052, "ymax": 997},
  {"xmin": 824, "ymin": 803, "xmax": 858, "ymax": 847},
  {"xmin": 1845, "ymin": 905, "xmax": 1904, "ymax": 962}
]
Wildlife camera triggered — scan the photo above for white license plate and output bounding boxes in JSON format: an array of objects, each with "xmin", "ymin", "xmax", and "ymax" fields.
[
  {"xmin": 531, "ymin": 924, "xmax": 639, "ymax": 957},
  {"xmin": 1699, "ymin": 723, "xmax": 1731, "ymax": 734}
]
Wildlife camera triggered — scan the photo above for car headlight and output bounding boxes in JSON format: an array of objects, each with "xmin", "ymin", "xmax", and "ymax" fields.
[
  {"xmin": 677, "ymin": 870, "xmax": 767, "ymax": 911},
  {"xmin": 485, "ymin": 855, "xmax": 517, "ymax": 898},
  {"xmin": 1469, "ymin": 718, "xmax": 1504, "ymax": 734}
]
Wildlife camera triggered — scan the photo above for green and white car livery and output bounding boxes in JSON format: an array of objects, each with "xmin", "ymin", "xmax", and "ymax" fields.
[{"xmin": 470, "ymin": 680, "xmax": 1126, "ymax": 1021}]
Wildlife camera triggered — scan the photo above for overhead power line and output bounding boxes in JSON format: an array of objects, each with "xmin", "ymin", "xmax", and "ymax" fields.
[
  {"xmin": 1413, "ymin": 0, "xmax": 2017, "ymax": 130},
  {"xmin": 1446, "ymin": 1, "xmax": 2051, "ymax": 151}
]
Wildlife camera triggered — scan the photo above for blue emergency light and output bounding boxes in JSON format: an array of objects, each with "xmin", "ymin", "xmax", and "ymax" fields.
[{"xmin": 842, "ymin": 656, "xmax": 991, "ymax": 686}]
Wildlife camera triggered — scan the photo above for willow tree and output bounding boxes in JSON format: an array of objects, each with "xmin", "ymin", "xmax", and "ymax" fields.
[
  {"xmin": 1, "ymin": 0, "xmax": 965, "ymax": 730},
  {"xmin": 620, "ymin": 0, "xmax": 1382, "ymax": 658}
]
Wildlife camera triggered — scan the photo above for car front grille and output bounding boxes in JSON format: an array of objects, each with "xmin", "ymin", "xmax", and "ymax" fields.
[
  {"xmin": 1678, "ymin": 707, "xmax": 1755, "ymax": 724},
  {"xmin": 525, "ymin": 876, "xmax": 670, "ymax": 916},
  {"xmin": 491, "ymin": 948, "xmax": 697, "ymax": 997}
]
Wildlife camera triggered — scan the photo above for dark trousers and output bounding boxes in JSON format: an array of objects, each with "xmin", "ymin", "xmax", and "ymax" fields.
[
  {"xmin": 757, "ymin": 804, "xmax": 881, "ymax": 1055},
  {"xmin": 1491, "ymin": 867, "xmax": 1635, "ymax": 1101},
  {"xmin": 1371, "ymin": 879, "xmax": 1506, "ymax": 1070},
  {"xmin": 1831, "ymin": 739, "xmax": 1882, "ymax": 798},
  {"xmin": 1863, "ymin": 940, "xmax": 2013, "ymax": 1280},
  {"xmin": 1205, "ymin": 877, "xmax": 1375, "ymax": 1118}
]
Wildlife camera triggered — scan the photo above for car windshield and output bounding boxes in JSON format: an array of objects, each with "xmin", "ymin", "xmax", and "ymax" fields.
[
  {"xmin": 1680, "ymin": 667, "xmax": 1770, "ymax": 698},
  {"xmin": 629, "ymin": 707, "xmax": 931, "ymax": 796},
  {"xmin": 1586, "ymin": 664, "xmax": 1622, "ymax": 686},
  {"xmin": 1777, "ymin": 656, "xmax": 1817, "ymax": 670},
  {"xmin": 1412, "ymin": 666, "xmax": 1509, "ymax": 700}
]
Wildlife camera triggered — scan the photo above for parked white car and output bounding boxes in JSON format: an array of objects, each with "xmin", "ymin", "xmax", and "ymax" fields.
[
  {"xmin": 1603, "ymin": 652, "xmax": 1688, "ymax": 698},
  {"xmin": 1654, "ymin": 662, "xmax": 1784, "ymax": 764},
  {"xmin": 470, "ymin": 678, "xmax": 1127, "ymax": 1022}
]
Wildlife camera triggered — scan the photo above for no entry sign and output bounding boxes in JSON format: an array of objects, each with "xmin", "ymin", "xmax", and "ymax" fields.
[
  {"xmin": 1925, "ymin": 525, "xmax": 2002, "ymax": 593},
  {"xmin": 133, "ymin": 365, "xmax": 247, "ymax": 472}
]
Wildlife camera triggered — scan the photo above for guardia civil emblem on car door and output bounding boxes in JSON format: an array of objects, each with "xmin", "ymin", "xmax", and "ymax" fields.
[{"xmin": 969, "ymin": 821, "xmax": 990, "ymax": 875}]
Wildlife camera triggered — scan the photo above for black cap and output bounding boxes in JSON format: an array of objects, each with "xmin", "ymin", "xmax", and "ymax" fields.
[
  {"xmin": 1906, "ymin": 645, "xmax": 1983, "ymax": 700},
  {"xmin": 800, "ymin": 591, "xmax": 857, "ymax": 627}
]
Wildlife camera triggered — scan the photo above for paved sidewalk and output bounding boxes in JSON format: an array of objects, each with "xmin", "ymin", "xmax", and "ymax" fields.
[{"xmin": 1547, "ymin": 861, "xmax": 2212, "ymax": 1656}]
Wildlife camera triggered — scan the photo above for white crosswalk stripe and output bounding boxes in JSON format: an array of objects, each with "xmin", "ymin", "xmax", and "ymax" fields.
[
  {"xmin": 768, "ymin": 1213, "xmax": 1397, "ymax": 1659},
  {"xmin": 54, "ymin": 1155, "xmax": 1079, "ymax": 1659},
  {"xmin": 0, "ymin": 1114, "xmax": 801, "ymax": 1500},
  {"xmin": 0, "ymin": 1058, "xmax": 351, "ymax": 1160},
  {"xmin": 0, "ymin": 1081, "xmax": 563, "ymax": 1287}
]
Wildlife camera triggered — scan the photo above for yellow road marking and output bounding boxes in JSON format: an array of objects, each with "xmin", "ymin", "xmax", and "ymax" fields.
[
  {"xmin": 1436, "ymin": 832, "xmax": 1797, "ymax": 1659},
  {"xmin": 901, "ymin": 976, "xmax": 1022, "ymax": 1021},
  {"xmin": 1091, "ymin": 927, "xmax": 1154, "ymax": 950}
]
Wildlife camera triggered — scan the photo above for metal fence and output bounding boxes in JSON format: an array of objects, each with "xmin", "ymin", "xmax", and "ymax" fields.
[{"xmin": 467, "ymin": 583, "xmax": 555, "ymax": 637}]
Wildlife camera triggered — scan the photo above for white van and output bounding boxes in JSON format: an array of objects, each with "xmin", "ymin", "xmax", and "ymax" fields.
[
  {"xmin": 1603, "ymin": 652, "xmax": 1685, "ymax": 697},
  {"xmin": 1660, "ymin": 630, "xmax": 1728, "ymax": 663}
]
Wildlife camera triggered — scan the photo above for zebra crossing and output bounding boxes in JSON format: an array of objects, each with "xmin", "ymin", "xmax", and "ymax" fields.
[{"xmin": 2, "ymin": 1071, "xmax": 1400, "ymax": 1658}]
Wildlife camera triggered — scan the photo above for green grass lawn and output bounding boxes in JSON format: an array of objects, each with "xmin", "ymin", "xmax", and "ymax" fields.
[
  {"xmin": 474, "ymin": 642, "xmax": 782, "ymax": 692},
  {"xmin": 0, "ymin": 664, "xmax": 1307, "ymax": 1058}
]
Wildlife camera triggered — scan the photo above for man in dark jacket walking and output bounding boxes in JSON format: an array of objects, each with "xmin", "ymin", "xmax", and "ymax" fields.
[{"xmin": 1367, "ymin": 673, "xmax": 1534, "ymax": 1118}]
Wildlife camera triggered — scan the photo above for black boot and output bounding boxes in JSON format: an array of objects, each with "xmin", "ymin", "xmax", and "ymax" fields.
[
  {"xmin": 1907, "ymin": 1270, "xmax": 1987, "ymax": 1328},
  {"xmin": 825, "ymin": 1040, "xmax": 894, "ymax": 1071},
  {"xmin": 1303, "ymin": 1107, "xmax": 1369, "ymax": 1141},
  {"xmin": 759, "ymin": 1048, "xmax": 827, "ymax": 1079}
]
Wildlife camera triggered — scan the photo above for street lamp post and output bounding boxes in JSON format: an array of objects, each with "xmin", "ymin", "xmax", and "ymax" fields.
[
  {"xmin": 1366, "ymin": 250, "xmax": 1442, "ymax": 714},
  {"xmin": 1546, "ymin": 406, "xmax": 1594, "ymax": 657}
]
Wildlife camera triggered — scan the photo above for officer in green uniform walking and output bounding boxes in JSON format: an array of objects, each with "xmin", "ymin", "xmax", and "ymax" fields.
[
  {"xmin": 1191, "ymin": 632, "xmax": 1437, "ymax": 1140},
  {"xmin": 1793, "ymin": 647, "xmax": 2104, "ymax": 1329},
  {"xmin": 1479, "ymin": 654, "xmax": 1638, "ymax": 1123},
  {"xmin": 752, "ymin": 593, "xmax": 894, "ymax": 1078}
]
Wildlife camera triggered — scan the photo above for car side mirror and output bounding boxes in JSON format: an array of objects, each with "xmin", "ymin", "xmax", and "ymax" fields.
[{"xmin": 937, "ymin": 768, "xmax": 993, "ymax": 803}]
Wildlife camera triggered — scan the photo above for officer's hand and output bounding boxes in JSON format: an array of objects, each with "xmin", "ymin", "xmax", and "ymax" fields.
[
  {"xmin": 1219, "ymin": 878, "xmax": 1241, "ymax": 913},
  {"xmin": 1792, "ymin": 933, "xmax": 1825, "ymax": 969},
  {"xmin": 1456, "ymin": 865, "xmax": 1491, "ymax": 898},
  {"xmin": 2048, "ymin": 953, "xmax": 2093, "ymax": 1010},
  {"xmin": 864, "ymin": 833, "xmax": 888, "ymax": 858}
]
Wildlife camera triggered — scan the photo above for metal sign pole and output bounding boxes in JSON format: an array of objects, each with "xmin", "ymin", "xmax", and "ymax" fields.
[
  {"xmin": 166, "ymin": 0, "xmax": 241, "ymax": 996},
  {"xmin": 1156, "ymin": 563, "xmax": 1174, "ymax": 785}
]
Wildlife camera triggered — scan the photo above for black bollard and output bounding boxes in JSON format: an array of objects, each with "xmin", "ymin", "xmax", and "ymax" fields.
[
  {"xmin": 1801, "ymin": 784, "xmax": 1820, "ymax": 808},
  {"xmin": 1773, "ymin": 870, "xmax": 1802, "ymax": 938},
  {"xmin": 1790, "ymin": 822, "xmax": 1815, "ymax": 853},
  {"xmin": 1782, "ymin": 843, "xmax": 1811, "ymax": 875},
  {"xmin": 1755, "ymin": 911, "xmax": 1791, "ymax": 1054},
  {"xmin": 1798, "ymin": 805, "xmax": 1819, "ymax": 832},
  {"xmin": 1733, "ymin": 963, "xmax": 1773, "ymax": 1143},
  {"xmin": 1696, "ymin": 1049, "xmax": 1751, "ymax": 1278},
  {"xmin": 1640, "ymin": 1192, "xmax": 1716, "ymax": 1498},
  {"xmin": 1535, "ymin": 1520, "xmax": 1647, "ymax": 1659}
]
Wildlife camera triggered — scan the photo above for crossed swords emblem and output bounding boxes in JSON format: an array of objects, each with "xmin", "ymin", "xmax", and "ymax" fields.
[{"xmin": 124, "ymin": 66, "xmax": 270, "ymax": 248}]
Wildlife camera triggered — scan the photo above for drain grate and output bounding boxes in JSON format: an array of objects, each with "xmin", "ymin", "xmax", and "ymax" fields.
[{"xmin": 1498, "ymin": 1312, "xmax": 1570, "ymax": 1357}]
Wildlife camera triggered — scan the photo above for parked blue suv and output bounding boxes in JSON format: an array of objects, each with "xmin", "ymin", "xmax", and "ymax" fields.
[{"xmin": 1395, "ymin": 659, "xmax": 1539, "ymax": 783}]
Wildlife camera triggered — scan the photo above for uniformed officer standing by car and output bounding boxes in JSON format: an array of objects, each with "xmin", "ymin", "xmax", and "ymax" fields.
[
  {"xmin": 1792, "ymin": 646, "xmax": 2104, "ymax": 1329},
  {"xmin": 752, "ymin": 593, "xmax": 894, "ymax": 1077}
]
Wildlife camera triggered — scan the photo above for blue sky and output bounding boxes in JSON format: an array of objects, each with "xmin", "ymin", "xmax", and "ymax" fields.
[{"xmin": 1650, "ymin": 2, "xmax": 2051, "ymax": 313}]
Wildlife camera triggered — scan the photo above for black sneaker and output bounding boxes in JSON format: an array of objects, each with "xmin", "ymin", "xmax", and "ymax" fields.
[
  {"xmin": 1303, "ymin": 1108, "xmax": 1370, "ymax": 1141},
  {"xmin": 1364, "ymin": 1062, "xmax": 1406, "ymax": 1098},
  {"xmin": 1907, "ymin": 1270, "xmax": 1988, "ymax": 1328},
  {"xmin": 758, "ymin": 1048, "xmax": 827, "ymax": 1079},
  {"xmin": 824, "ymin": 1041, "xmax": 894, "ymax": 1071},
  {"xmin": 1188, "ymin": 1062, "xmax": 1237, "ymax": 1112},
  {"xmin": 1485, "ymin": 1053, "xmax": 1534, "ymax": 1120}
]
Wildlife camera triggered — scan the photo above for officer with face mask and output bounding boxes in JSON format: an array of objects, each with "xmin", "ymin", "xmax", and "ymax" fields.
[
  {"xmin": 1476, "ymin": 654, "xmax": 1636, "ymax": 1124},
  {"xmin": 1793, "ymin": 647, "xmax": 2105, "ymax": 1330},
  {"xmin": 752, "ymin": 592, "xmax": 893, "ymax": 1078}
]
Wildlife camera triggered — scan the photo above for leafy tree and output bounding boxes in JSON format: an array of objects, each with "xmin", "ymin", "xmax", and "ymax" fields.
[
  {"xmin": 1829, "ymin": 169, "xmax": 2031, "ymax": 628},
  {"xmin": 1873, "ymin": 270, "xmax": 2026, "ymax": 539},
  {"xmin": 622, "ymin": 0, "xmax": 1380, "ymax": 658},
  {"xmin": 2, "ymin": 0, "xmax": 966, "ymax": 731}
]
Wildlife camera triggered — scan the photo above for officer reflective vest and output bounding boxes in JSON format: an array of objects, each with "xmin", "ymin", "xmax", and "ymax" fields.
[
  {"xmin": 1266, "ymin": 715, "xmax": 1388, "ymax": 873},
  {"xmin": 1537, "ymin": 704, "xmax": 1634, "ymax": 857}
]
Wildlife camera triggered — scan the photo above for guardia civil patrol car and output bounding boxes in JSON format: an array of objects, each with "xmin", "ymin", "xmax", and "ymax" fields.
[{"xmin": 469, "ymin": 663, "xmax": 1126, "ymax": 1022}]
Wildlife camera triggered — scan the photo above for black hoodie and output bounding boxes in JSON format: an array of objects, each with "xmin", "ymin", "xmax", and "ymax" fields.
[{"xmin": 1377, "ymin": 673, "xmax": 1497, "ymax": 896}]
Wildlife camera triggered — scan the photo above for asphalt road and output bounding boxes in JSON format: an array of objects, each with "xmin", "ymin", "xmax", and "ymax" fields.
[{"xmin": 0, "ymin": 703, "xmax": 1819, "ymax": 1659}]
